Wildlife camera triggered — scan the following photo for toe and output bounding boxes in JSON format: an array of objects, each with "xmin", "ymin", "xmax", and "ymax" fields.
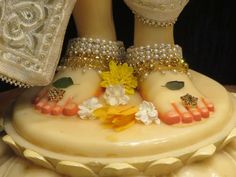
[
  {"xmin": 35, "ymin": 98, "xmax": 47, "ymax": 110},
  {"xmin": 202, "ymin": 98, "xmax": 214, "ymax": 112},
  {"xmin": 63, "ymin": 102, "xmax": 78, "ymax": 116},
  {"xmin": 34, "ymin": 88, "xmax": 48, "ymax": 103},
  {"xmin": 94, "ymin": 87, "xmax": 104, "ymax": 97},
  {"xmin": 188, "ymin": 108, "xmax": 201, "ymax": 121},
  {"xmin": 173, "ymin": 103, "xmax": 193, "ymax": 123},
  {"xmin": 182, "ymin": 112, "xmax": 194, "ymax": 123},
  {"xmin": 197, "ymin": 100, "xmax": 209, "ymax": 118},
  {"xmin": 41, "ymin": 102, "xmax": 56, "ymax": 114},
  {"xmin": 160, "ymin": 110, "xmax": 181, "ymax": 125},
  {"xmin": 52, "ymin": 105, "xmax": 63, "ymax": 115}
]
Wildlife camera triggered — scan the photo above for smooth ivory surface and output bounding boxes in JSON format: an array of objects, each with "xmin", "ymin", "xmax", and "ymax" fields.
[{"xmin": 4, "ymin": 70, "xmax": 236, "ymax": 163}]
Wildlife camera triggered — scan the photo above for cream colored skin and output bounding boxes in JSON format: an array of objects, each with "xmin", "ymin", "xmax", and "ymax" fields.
[
  {"xmin": 5, "ymin": 71, "xmax": 236, "ymax": 177},
  {"xmin": 73, "ymin": 0, "xmax": 116, "ymax": 41},
  {"xmin": 35, "ymin": 0, "xmax": 136, "ymax": 116},
  {"xmin": 0, "ymin": 1, "xmax": 232, "ymax": 177},
  {"xmin": 135, "ymin": 18, "xmax": 213, "ymax": 124},
  {"xmin": 134, "ymin": 20, "xmax": 175, "ymax": 46}
]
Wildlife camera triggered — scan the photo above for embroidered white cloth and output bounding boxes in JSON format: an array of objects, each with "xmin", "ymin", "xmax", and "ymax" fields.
[
  {"xmin": 0, "ymin": 0, "xmax": 76, "ymax": 87},
  {"xmin": 124, "ymin": 0, "xmax": 189, "ymax": 23}
]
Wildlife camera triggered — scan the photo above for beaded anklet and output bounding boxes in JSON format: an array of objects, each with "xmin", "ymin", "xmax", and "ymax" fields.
[
  {"xmin": 59, "ymin": 37, "xmax": 126, "ymax": 72},
  {"xmin": 126, "ymin": 44, "xmax": 189, "ymax": 79}
]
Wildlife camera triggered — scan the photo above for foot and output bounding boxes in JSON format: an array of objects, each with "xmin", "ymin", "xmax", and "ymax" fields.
[
  {"xmin": 33, "ymin": 68, "xmax": 103, "ymax": 116},
  {"xmin": 140, "ymin": 71, "xmax": 214, "ymax": 125}
]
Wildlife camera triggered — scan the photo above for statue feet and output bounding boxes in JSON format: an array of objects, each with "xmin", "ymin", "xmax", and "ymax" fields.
[
  {"xmin": 140, "ymin": 71, "xmax": 214, "ymax": 125},
  {"xmin": 127, "ymin": 44, "xmax": 214, "ymax": 125},
  {"xmin": 34, "ymin": 69, "xmax": 102, "ymax": 116},
  {"xmin": 33, "ymin": 37, "xmax": 125, "ymax": 117}
]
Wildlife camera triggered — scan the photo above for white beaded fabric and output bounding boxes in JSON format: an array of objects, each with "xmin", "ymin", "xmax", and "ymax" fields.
[
  {"xmin": 124, "ymin": 0, "xmax": 189, "ymax": 27},
  {"xmin": 0, "ymin": 0, "xmax": 76, "ymax": 87}
]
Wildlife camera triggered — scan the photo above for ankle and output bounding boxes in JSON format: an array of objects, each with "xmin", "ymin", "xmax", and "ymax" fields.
[
  {"xmin": 73, "ymin": 0, "xmax": 116, "ymax": 41},
  {"xmin": 134, "ymin": 18, "xmax": 175, "ymax": 46}
]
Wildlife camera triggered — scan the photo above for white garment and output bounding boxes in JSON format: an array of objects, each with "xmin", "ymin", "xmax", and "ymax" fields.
[
  {"xmin": 124, "ymin": 0, "xmax": 189, "ymax": 23},
  {"xmin": 0, "ymin": 0, "xmax": 76, "ymax": 87}
]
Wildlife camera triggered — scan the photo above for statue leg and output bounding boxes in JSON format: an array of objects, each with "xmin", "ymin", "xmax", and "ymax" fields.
[
  {"xmin": 125, "ymin": 1, "xmax": 214, "ymax": 125},
  {"xmin": 33, "ymin": 0, "xmax": 126, "ymax": 117}
]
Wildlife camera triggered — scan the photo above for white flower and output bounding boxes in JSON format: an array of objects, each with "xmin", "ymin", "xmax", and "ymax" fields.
[
  {"xmin": 78, "ymin": 97, "xmax": 103, "ymax": 119},
  {"xmin": 135, "ymin": 101, "xmax": 160, "ymax": 125},
  {"xmin": 104, "ymin": 85, "xmax": 129, "ymax": 106}
]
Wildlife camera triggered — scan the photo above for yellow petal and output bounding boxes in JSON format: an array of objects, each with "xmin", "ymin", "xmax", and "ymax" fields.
[
  {"xmin": 120, "ymin": 106, "xmax": 138, "ymax": 116},
  {"xmin": 114, "ymin": 120, "xmax": 136, "ymax": 132},
  {"xmin": 112, "ymin": 115, "xmax": 135, "ymax": 126},
  {"xmin": 93, "ymin": 107, "xmax": 108, "ymax": 119},
  {"xmin": 108, "ymin": 106, "xmax": 132, "ymax": 115}
]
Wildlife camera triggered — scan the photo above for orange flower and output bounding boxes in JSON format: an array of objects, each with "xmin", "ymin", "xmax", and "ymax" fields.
[{"xmin": 93, "ymin": 105, "xmax": 138, "ymax": 131}]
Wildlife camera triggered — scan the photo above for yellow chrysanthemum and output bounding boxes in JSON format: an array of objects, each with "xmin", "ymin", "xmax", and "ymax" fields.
[
  {"xmin": 93, "ymin": 105, "xmax": 138, "ymax": 131},
  {"xmin": 100, "ymin": 61, "xmax": 138, "ymax": 95}
]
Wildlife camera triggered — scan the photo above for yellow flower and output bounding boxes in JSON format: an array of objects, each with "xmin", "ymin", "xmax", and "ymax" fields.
[
  {"xmin": 93, "ymin": 105, "xmax": 138, "ymax": 131},
  {"xmin": 100, "ymin": 61, "xmax": 138, "ymax": 95}
]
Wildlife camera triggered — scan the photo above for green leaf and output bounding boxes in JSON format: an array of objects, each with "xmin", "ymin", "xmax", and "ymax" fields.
[
  {"xmin": 52, "ymin": 77, "xmax": 74, "ymax": 88},
  {"xmin": 164, "ymin": 81, "xmax": 185, "ymax": 90}
]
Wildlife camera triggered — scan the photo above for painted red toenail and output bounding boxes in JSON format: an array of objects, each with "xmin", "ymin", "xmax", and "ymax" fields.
[
  {"xmin": 52, "ymin": 106, "xmax": 63, "ymax": 115},
  {"xmin": 63, "ymin": 103, "xmax": 78, "ymax": 116},
  {"xmin": 207, "ymin": 103, "xmax": 214, "ymax": 112},
  {"xmin": 191, "ymin": 110, "xmax": 201, "ymax": 121},
  {"xmin": 182, "ymin": 112, "xmax": 193, "ymax": 123},
  {"xmin": 199, "ymin": 108, "xmax": 209, "ymax": 118},
  {"xmin": 202, "ymin": 98, "xmax": 214, "ymax": 112},
  {"xmin": 160, "ymin": 111, "xmax": 181, "ymax": 125},
  {"xmin": 42, "ymin": 105, "xmax": 53, "ymax": 114}
]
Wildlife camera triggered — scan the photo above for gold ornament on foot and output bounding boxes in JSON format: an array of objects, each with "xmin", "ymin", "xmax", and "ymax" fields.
[
  {"xmin": 60, "ymin": 37, "xmax": 125, "ymax": 72},
  {"xmin": 180, "ymin": 93, "xmax": 198, "ymax": 108},
  {"xmin": 48, "ymin": 87, "xmax": 65, "ymax": 102},
  {"xmin": 126, "ymin": 44, "xmax": 189, "ymax": 79}
]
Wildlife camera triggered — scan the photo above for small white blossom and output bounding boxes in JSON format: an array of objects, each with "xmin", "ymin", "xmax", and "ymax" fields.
[
  {"xmin": 78, "ymin": 97, "xmax": 103, "ymax": 119},
  {"xmin": 104, "ymin": 85, "xmax": 129, "ymax": 106},
  {"xmin": 135, "ymin": 101, "xmax": 160, "ymax": 125}
]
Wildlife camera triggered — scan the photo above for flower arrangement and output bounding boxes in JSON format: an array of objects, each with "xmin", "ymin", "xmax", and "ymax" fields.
[
  {"xmin": 38, "ymin": 61, "xmax": 161, "ymax": 131},
  {"xmin": 100, "ymin": 60, "xmax": 137, "ymax": 95},
  {"xmin": 77, "ymin": 61, "xmax": 160, "ymax": 131}
]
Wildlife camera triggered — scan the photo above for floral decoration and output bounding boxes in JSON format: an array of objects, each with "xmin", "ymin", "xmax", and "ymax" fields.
[
  {"xmin": 93, "ymin": 105, "xmax": 138, "ymax": 131},
  {"xmin": 135, "ymin": 101, "xmax": 160, "ymax": 125},
  {"xmin": 103, "ymin": 85, "xmax": 129, "ymax": 106},
  {"xmin": 78, "ymin": 97, "xmax": 103, "ymax": 119},
  {"xmin": 100, "ymin": 61, "xmax": 138, "ymax": 95}
]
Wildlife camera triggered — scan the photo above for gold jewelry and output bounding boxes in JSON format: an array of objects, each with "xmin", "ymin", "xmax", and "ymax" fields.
[
  {"xmin": 59, "ymin": 38, "xmax": 125, "ymax": 72},
  {"xmin": 124, "ymin": 0, "xmax": 189, "ymax": 28},
  {"xmin": 48, "ymin": 87, "xmax": 65, "ymax": 102},
  {"xmin": 126, "ymin": 44, "xmax": 189, "ymax": 79},
  {"xmin": 181, "ymin": 94, "xmax": 198, "ymax": 107},
  {"xmin": 134, "ymin": 11, "xmax": 176, "ymax": 27}
]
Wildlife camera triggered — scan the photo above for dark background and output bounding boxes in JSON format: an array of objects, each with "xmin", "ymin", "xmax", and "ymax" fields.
[{"xmin": 1, "ymin": 0, "xmax": 235, "ymax": 91}]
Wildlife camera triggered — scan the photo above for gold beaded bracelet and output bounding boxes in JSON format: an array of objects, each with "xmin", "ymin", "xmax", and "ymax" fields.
[
  {"xmin": 126, "ymin": 44, "xmax": 189, "ymax": 79},
  {"xmin": 60, "ymin": 37, "xmax": 125, "ymax": 72}
]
